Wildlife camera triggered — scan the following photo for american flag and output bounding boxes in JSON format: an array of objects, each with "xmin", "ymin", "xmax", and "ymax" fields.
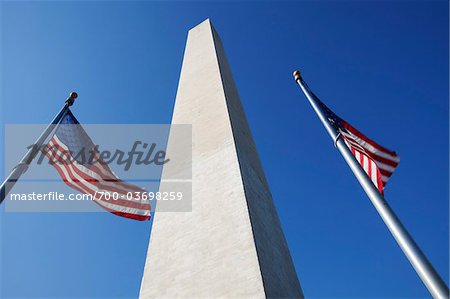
[
  {"xmin": 310, "ymin": 84, "xmax": 400, "ymax": 194},
  {"xmin": 44, "ymin": 110, "xmax": 151, "ymax": 221}
]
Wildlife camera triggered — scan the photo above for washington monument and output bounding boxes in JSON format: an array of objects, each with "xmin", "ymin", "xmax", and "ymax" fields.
[{"xmin": 140, "ymin": 19, "xmax": 303, "ymax": 298}]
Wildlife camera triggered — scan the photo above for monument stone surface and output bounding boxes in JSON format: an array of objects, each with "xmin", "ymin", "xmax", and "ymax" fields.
[{"xmin": 140, "ymin": 19, "xmax": 303, "ymax": 298}]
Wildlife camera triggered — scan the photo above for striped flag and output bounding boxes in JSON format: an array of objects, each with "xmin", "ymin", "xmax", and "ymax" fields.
[
  {"xmin": 339, "ymin": 120, "xmax": 400, "ymax": 193},
  {"xmin": 44, "ymin": 110, "xmax": 151, "ymax": 221},
  {"xmin": 315, "ymin": 93, "xmax": 400, "ymax": 194}
]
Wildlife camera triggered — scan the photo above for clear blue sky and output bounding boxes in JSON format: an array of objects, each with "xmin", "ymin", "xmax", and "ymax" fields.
[{"xmin": 1, "ymin": 1, "xmax": 448, "ymax": 297}]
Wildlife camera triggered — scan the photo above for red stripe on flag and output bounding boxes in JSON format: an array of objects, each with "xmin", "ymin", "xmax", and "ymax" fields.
[
  {"xmin": 50, "ymin": 137, "xmax": 145, "ymax": 194},
  {"xmin": 45, "ymin": 146, "xmax": 151, "ymax": 219},
  {"xmin": 341, "ymin": 120, "xmax": 397, "ymax": 156},
  {"xmin": 49, "ymin": 143, "xmax": 148, "ymax": 207}
]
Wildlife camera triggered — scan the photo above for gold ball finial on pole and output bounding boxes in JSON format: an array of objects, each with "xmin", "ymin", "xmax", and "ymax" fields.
[
  {"xmin": 66, "ymin": 91, "xmax": 78, "ymax": 107},
  {"xmin": 293, "ymin": 70, "xmax": 302, "ymax": 82},
  {"xmin": 69, "ymin": 92, "xmax": 78, "ymax": 100}
]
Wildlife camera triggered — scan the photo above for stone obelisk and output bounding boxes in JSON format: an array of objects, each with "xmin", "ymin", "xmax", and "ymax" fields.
[{"xmin": 140, "ymin": 19, "xmax": 303, "ymax": 298}]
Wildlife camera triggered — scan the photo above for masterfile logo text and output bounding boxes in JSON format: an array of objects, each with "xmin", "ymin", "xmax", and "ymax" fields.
[{"xmin": 4, "ymin": 124, "xmax": 192, "ymax": 213}]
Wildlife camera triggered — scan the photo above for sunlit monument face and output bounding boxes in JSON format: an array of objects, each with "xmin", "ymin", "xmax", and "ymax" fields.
[{"xmin": 139, "ymin": 19, "xmax": 303, "ymax": 298}]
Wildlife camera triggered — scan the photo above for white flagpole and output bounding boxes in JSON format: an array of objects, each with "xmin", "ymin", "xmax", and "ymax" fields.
[{"xmin": 293, "ymin": 70, "xmax": 449, "ymax": 299}]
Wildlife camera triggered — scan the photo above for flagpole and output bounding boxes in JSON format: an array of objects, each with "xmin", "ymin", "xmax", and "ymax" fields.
[
  {"xmin": 0, "ymin": 92, "xmax": 78, "ymax": 205},
  {"xmin": 293, "ymin": 70, "xmax": 449, "ymax": 299}
]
